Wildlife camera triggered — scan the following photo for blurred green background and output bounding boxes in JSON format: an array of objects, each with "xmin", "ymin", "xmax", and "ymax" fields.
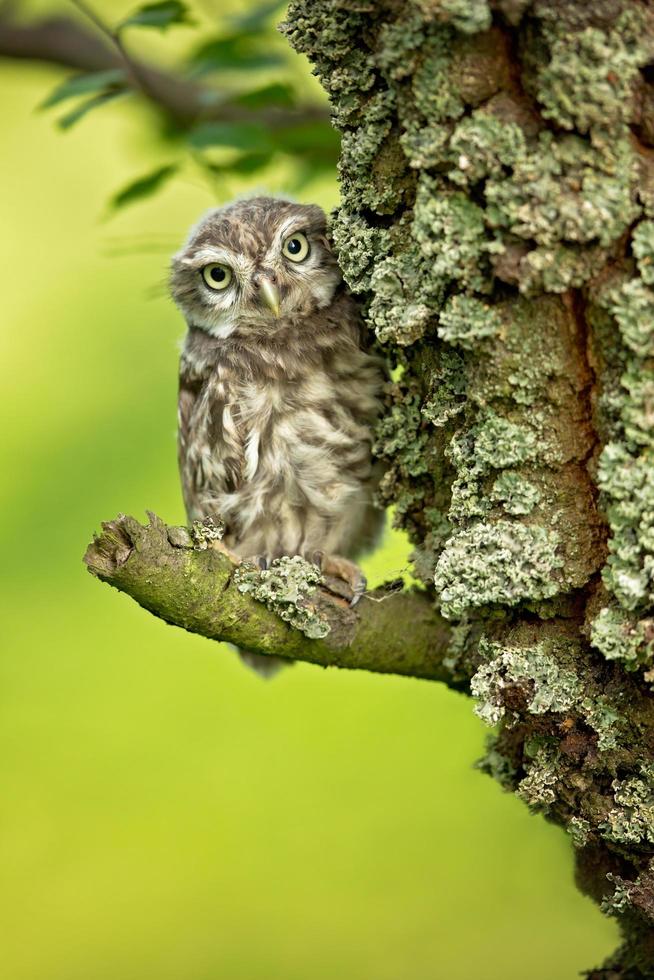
[{"xmin": 0, "ymin": 2, "xmax": 618, "ymax": 977}]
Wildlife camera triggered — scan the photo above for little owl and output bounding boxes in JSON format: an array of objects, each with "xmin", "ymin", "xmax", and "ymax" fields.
[{"xmin": 170, "ymin": 196, "xmax": 384, "ymax": 673}]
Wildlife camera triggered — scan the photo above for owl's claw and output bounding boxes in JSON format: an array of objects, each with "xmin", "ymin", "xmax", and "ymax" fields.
[
  {"xmin": 243, "ymin": 555, "xmax": 268, "ymax": 570},
  {"xmin": 313, "ymin": 553, "xmax": 367, "ymax": 606}
]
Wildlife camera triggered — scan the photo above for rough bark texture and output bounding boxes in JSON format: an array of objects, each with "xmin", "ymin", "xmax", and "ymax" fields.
[{"xmin": 277, "ymin": 1, "xmax": 654, "ymax": 975}]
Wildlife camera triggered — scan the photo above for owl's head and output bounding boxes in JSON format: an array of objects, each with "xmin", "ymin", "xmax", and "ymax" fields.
[{"xmin": 170, "ymin": 197, "xmax": 341, "ymax": 338}]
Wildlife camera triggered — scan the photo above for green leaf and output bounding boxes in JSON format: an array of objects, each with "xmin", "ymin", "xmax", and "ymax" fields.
[
  {"xmin": 109, "ymin": 164, "xmax": 179, "ymax": 210},
  {"xmin": 40, "ymin": 69, "xmax": 127, "ymax": 110},
  {"xmin": 236, "ymin": 83, "xmax": 296, "ymax": 109},
  {"xmin": 227, "ymin": 0, "xmax": 286, "ymax": 33},
  {"xmin": 58, "ymin": 89, "xmax": 126, "ymax": 130},
  {"xmin": 188, "ymin": 122, "xmax": 273, "ymax": 152},
  {"xmin": 119, "ymin": 1, "xmax": 192, "ymax": 31},
  {"xmin": 203, "ymin": 151, "xmax": 274, "ymax": 176},
  {"xmin": 272, "ymin": 121, "xmax": 340, "ymax": 157},
  {"xmin": 188, "ymin": 35, "xmax": 286, "ymax": 76}
]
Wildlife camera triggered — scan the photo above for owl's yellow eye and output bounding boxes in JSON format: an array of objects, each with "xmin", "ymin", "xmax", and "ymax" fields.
[
  {"xmin": 282, "ymin": 232, "xmax": 310, "ymax": 263},
  {"xmin": 201, "ymin": 264, "xmax": 232, "ymax": 290}
]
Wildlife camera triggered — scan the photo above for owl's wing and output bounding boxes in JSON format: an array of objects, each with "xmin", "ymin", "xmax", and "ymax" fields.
[{"xmin": 178, "ymin": 352, "xmax": 244, "ymax": 522}]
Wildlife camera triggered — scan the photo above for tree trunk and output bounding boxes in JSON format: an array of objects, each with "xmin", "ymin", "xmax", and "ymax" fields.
[{"xmin": 279, "ymin": 1, "xmax": 654, "ymax": 974}]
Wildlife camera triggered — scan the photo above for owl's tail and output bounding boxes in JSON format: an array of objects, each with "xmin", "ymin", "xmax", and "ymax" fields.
[{"xmin": 238, "ymin": 648, "xmax": 291, "ymax": 678}]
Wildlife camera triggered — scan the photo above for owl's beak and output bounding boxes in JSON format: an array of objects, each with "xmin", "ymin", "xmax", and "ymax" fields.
[{"xmin": 258, "ymin": 277, "xmax": 281, "ymax": 317}]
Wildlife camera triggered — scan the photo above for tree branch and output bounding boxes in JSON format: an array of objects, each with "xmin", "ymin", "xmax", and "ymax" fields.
[
  {"xmin": 0, "ymin": 10, "xmax": 329, "ymax": 129},
  {"xmin": 84, "ymin": 513, "xmax": 454, "ymax": 682}
]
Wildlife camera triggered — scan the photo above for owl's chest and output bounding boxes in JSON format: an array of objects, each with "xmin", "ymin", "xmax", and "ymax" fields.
[{"xmin": 210, "ymin": 369, "xmax": 351, "ymax": 488}]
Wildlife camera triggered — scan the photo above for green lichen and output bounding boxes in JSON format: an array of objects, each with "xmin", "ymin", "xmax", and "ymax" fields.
[
  {"xmin": 369, "ymin": 253, "xmax": 442, "ymax": 345},
  {"xmin": 591, "ymin": 605, "xmax": 654, "ymax": 668},
  {"xmin": 535, "ymin": 22, "xmax": 643, "ymax": 133},
  {"xmin": 471, "ymin": 638, "xmax": 620, "ymax": 749},
  {"xmin": 421, "ymin": 349, "xmax": 467, "ymax": 427},
  {"xmin": 411, "ymin": 28, "xmax": 464, "ymax": 123},
  {"xmin": 601, "ymin": 875, "xmax": 633, "ymax": 917},
  {"xmin": 437, "ymin": 294, "xmax": 501, "ymax": 349},
  {"xmin": 475, "ymin": 734, "xmax": 518, "ymax": 790},
  {"xmin": 373, "ymin": 386, "xmax": 430, "ymax": 478},
  {"xmin": 448, "ymin": 111, "xmax": 525, "ymax": 186},
  {"xmin": 330, "ymin": 209, "xmax": 391, "ymax": 293},
  {"xmin": 471, "ymin": 638, "xmax": 578, "ymax": 725},
  {"xmin": 601, "ymin": 766, "xmax": 654, "ymax": 846},
  {"xmin": 234, "ymin": 556, "xmax": 330, "ymax": 639},
  {"xmin": 190, "ymin": 516, "xmax": 225, "ymax": 548},
  {"xmin": 413, "ymin": 179, "xmax": 490, "ymax": 292},
  {"xmin": 518, "ymin": 242, "xmax": 611, "ymax": 295},
  {"xmin": 568, "ymin": 816, "xmax": 591, "ymax": 848},
  {"xmin": 516, "ymin": 746, "xmax": 559, "ymax": 809},
  {"xmin": 598, "ymin": 443, "xmax": 654, "ymax": 610},
  {"xmin": 446, "ymin": 413, "xmax": 538, "ymax": 522},
  {"xmin": 491, "ymin": 472, "xmax": 541, "ymax": 516},
  {"xmin": 435, "ymin": 521, "xmax": 562, "ymax": 617},
  {"xmin": 485, "ymin": 131, "xmax": 639, "ymax": 249},
  {"xmin": 632, "ymin": 220, "xmax": 654, "ymax": 284},
  {"xmin": 607, "ymin": 279, "xmax": 654, "ymax": 360},
  {"xmin": 432, "ymin": 0, "xmax": 492, "ymax": 34}
]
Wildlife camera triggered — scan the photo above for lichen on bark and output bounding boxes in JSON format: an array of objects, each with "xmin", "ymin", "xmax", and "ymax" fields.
[{"xmin": 283, "ymin": 0, "xmax": 654, "ymax": 973}]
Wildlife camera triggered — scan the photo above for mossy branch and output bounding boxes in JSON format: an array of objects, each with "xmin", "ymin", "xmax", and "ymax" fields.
[{"xmin": 83, "ymin": 513, "xmax": 453, "ymax": 682}]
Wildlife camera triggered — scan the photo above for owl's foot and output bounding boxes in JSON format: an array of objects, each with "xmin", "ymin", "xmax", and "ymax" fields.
[
  {"xmin": 312, "ymin": 552, "xmax": 367, "ymax": 606},
  {"xmin": 242, "ymin": 555, "xmax": 268, "ymax": 570}
]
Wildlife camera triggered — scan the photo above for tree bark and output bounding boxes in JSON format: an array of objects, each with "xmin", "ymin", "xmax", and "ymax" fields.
[
  {"xmin": 84, "ymin": 513, "xmax": 454, "ymax": 683},
  {"xmin": 278, "ymin": 1, "xmax": 654, "ymax": 975}
]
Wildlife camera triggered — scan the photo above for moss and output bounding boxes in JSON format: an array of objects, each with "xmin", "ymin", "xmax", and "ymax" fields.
[
  {"xmin": 437, "ymin": 294, "xmax": 501, "ymax": 349},
  {"xmin": 435, "ymin": 521, "xmax": 562, "ymax": 617},
  {"xmin": 601, "ymin": 766, "xmax": 654, "ymax": 846},
  {"xmin": 233, "ymin": 556, "xmax": 330, "ymax": 639},
  {"xmin": 491, "ymin": 472, "xmax": 541, "ymax": 515}
]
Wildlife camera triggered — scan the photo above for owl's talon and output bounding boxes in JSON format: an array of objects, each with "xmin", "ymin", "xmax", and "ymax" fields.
[
  {"xmin": 318, "ymin": 554, "xmax": 367, "ymax": 606},
  {"xmin": 311, "ymin": 550, "xmax": 325, "ymax": 570},
  {"xmin": 243, "ymin": 555, "xmax": 268, "ymax": 570},
  {"xmin": 350, "ymin": 576, "xmax": 367, "ymax": 607}
]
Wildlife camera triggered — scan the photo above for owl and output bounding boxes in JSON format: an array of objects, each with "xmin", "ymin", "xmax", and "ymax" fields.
[{"xmin": 170, "ymin": 196, "xmax": 385, "ymax": 670}]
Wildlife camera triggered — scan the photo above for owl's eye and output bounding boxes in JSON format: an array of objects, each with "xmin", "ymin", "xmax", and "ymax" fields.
[
  {"xmin": 282, "ymin": 232, "xmax": 310, "ymax": 263},
  {"xmin": 201, "ymin": 263, "xmax": 232, "ymax": 290}
]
